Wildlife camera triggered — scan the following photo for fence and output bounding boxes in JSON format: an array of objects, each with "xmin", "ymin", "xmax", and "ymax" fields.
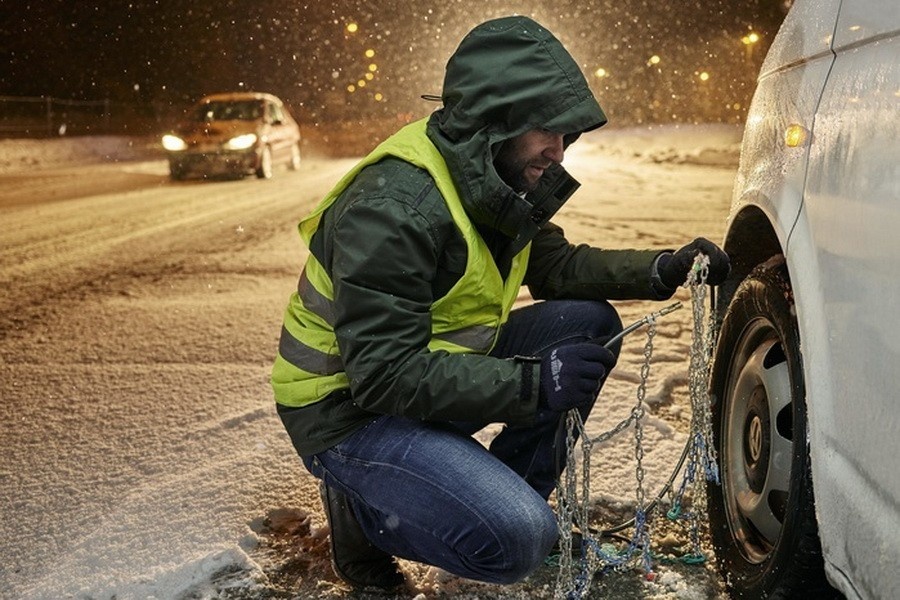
[{"xmin": 0, "ymin": 95, "xmax": 184, "ymax": 138}]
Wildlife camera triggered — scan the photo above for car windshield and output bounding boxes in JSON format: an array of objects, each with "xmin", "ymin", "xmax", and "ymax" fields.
[{"xmin": 191, "ymin": 100, "xmax": 263, "ymax": 122}]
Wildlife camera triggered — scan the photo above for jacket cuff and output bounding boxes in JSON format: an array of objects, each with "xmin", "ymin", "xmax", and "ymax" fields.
[
  {"xmin": 649, "ymin": 251, "xmax": 677, "ymax": 298},
  {"xmin": 513, "ymin": 355, "xmax": 542, "ymax": 420}
]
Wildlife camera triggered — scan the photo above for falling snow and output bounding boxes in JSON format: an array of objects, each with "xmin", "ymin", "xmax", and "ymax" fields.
[{"xmin": 4, "ymin": 1, "xmax": 788, "ymax": 133}]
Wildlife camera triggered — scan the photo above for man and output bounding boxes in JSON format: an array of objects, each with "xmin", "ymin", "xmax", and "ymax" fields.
[{"xmin": 272, "ymin": 16, "xmax": 729, "ymax": 591}]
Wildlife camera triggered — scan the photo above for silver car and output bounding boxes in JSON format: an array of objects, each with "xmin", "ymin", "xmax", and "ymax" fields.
[{"xmin": 708, "ymin": 0, "xmax": 899, "ymax": 597}]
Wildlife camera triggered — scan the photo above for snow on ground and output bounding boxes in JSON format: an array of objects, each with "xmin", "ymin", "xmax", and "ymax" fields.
[
  {"xmin": 0, "ymin": 122, "xmax": 742, "ymax": 599},
  {"xmin": 0, "ymin": 135, "xmax": 164, "ymax": 174}
]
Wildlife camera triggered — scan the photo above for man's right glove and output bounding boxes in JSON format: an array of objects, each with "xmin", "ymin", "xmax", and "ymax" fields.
[
  {"xmin": 539, "ymin": 341, "xmax": 617, "ymax": 412},
  {"xmin": 658, "ymin": 237, "xmax": 730, "ymax": 289}
]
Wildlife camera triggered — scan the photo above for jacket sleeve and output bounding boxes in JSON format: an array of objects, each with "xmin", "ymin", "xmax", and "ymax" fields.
[
  {"xmin": 326, "ymin": 193, "xmax": 539, "ymax": 423},
  {"xmin": 524, "ymin": 222, "xmax": 674, "ymax": 301}
]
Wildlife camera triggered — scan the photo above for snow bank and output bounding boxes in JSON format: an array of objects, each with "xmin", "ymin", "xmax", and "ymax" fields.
[
  {"xmin": 0, "ymin": 135, "xmax": 162, "ymax": 174},
  {"xmin": 0, "ymin": 123, "xmax": 742, "ymax": 176}
]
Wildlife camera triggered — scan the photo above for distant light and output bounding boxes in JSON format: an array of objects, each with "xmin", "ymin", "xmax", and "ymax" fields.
[
  {"xmin": 364, "ymin": 73, "xmax": 374, "ymax": 81},
  {"xmin": 741, "ymin": 32, "xmax": 760, "ymax": 45},
  {"xmin": 368, "ymin": 63, "xmax": 378, "ymax": 72},
  {"xmin": 162, "ymin": 134, "xmax": 187, "ymax": 151},
  {"xmin": 699, "ymin": 71, "xmax": 710, "ymax": 81},
  {"xmin": 347, "ymin": 23, "xmax": 358, "ymax": 33},
  {"xmin": 365, "ymin": 49, "xmax": 376, "ymax": 58},
  {"xmin": 594, "ymin": 67, "xmax": 608, "ymax": 78},
  {"xmin": 347, "ymin": 84, "xmax": 356, "ymax": 93},
  {"xmin": 358, "ymin": 80, "xmax": 366, "ymax": 87},
  {"xmin": 648, "ymin": 55, "xmax": 661, "ymax": 65},
  {"xmin": 374, "ymin": 93, "xmax": 384, "ymax": 101},
  {"xmin": 226, "ymin": 133, "xmax": 258, "ymax": 150}
]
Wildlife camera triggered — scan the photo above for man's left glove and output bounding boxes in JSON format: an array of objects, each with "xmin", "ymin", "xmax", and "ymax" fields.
[
  {"xmin": 658, "ymin": 237, "xmax": 730, "ymax": 288},
  {"xmin": 539, "ymin": 341, "xmax": 617, "ymax": 413}
]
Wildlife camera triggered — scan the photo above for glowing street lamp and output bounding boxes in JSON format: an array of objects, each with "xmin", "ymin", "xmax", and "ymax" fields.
[
  {"xmin": 741, "ymin": 31, "xmax": 761, "ymax": 63},
  {"xmin": 594, "ymin": 67, "xmax": 608, "ymax": 78}
]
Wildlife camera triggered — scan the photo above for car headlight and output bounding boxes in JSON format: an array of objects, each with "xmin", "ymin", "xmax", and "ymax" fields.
[
  {"xmin": 162, "ymin": 134, "xmax": 187, "ymax": 151},
  {"xmin": 226, "ymin": 133, "xmax": 258, "ymax": 150}
]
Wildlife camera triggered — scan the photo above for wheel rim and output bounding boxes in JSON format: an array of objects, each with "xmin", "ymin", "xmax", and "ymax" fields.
[{"xmin": 724, "ymin": 317, "xmax": 794, "ymax": 564}]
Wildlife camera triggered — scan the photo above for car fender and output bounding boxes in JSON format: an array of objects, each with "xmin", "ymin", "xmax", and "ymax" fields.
[{"xmin": 721, "ymin": 0, "xmax": 840, "ymax": 302}]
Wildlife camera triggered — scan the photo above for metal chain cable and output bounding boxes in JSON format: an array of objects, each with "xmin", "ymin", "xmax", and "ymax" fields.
[{"xmin": 554, "ymin": 254, "xmax": 719, "ymax": 598}]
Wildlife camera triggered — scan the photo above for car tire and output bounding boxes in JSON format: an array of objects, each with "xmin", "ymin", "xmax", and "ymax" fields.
[
  {"xmin": 289, "ymin": 142, "xmax": 301, "ymax": 170},
  {"xmin": 169, "ymin": 166, "xmax": 186, "ymax": 181},
  {"xmin": 708, "ymin": 258, "xmax": 839, "ymax": 599},
  {"xmin": 256, "ymin": 145, "xmax": 273, "ymax": 179}
]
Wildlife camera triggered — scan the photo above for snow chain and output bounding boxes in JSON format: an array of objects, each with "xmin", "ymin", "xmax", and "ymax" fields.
[{"xmin": 554, "ymin": 254, "xmax": 719, "ymax": 599}]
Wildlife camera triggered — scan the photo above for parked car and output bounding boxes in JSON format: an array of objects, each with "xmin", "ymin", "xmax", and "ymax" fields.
[
  {"xmin": 162, "ymin": 92, "xmax": 301, "ymax": 180},
  {"xmin": 707, "ymin": 0, "xmax": 899, "ymax": 598}
]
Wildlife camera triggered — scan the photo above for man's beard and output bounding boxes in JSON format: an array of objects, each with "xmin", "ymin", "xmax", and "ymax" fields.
[{"xmin": 494, "ymin": 156, "xmax": 537, "ymax": 194}]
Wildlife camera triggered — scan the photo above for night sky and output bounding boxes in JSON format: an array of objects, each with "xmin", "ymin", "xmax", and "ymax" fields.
[{"xmin": 1, "ymin": 1, "xmax": 789, "ymax": 129}]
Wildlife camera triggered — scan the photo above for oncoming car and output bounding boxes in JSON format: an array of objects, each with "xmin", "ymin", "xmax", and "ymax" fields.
[
  {"xmin": 707, "ymin": 0, "xmax": 899, "ymax": 598},
  {"xmin": 162, "ymin": 92, "xmax": 301, "ymax": 180}
]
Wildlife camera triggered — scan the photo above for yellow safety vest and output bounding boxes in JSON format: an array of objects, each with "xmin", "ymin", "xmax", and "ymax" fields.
[{"xmin": 272, "ymin": 118, "xmax": 531, "ymax": 407}]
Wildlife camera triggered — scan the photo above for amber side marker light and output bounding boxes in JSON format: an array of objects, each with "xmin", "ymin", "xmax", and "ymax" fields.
[{"xmin": 785, "ymin": 124, "xmax": 809, "ymax": 147}]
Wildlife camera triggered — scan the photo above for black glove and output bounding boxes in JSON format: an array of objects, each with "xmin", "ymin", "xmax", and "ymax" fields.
[
  {"xmin": 539, "ymin": 341, "xmax": 617, "ymax": 412},
  {"xmin": 658, "ymin": 237, "xmax": 730, "ymax": 289}
]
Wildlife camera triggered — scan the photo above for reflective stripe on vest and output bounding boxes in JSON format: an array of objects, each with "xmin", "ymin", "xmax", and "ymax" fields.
[{"xmin": 272, "ymin": 118, "xmax": 531, "ymax": 407}]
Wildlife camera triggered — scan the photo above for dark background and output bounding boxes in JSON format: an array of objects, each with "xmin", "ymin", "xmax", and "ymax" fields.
[{"xmin": 1, "ymin": 1, "xmax": 790, "ymax": 144}]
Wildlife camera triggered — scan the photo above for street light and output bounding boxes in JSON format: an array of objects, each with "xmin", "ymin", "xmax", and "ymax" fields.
[{"xmin": 741, "ymin": 31, "xmax": 761, "ymax": 64}]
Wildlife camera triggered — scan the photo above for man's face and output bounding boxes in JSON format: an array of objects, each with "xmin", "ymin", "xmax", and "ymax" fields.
[{"xmin": 493, "ymin": 129, "xmax": 566, "ymax": 193}]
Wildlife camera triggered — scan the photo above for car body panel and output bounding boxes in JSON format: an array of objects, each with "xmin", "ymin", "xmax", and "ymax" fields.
[
  {"xmin": 722, "ymin": 0, "xmax": 900, "ymax": 597},
  {"xmin": 796, "ymin": 1, "xmax": 900, "ymax": 596},
  {"xmin": 726, "ymin": 0, "xmax": 840, "ymax": 273}
]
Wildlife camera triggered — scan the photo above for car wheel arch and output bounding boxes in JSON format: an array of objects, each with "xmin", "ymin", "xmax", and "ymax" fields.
[{"xmin": 718, "ymin": 205, "xmax": 785, "ymax": 318}]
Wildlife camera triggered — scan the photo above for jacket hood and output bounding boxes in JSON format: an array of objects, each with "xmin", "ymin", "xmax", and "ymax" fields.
[{"xmin": 426, "ymin": 16, "xmax": 607, "ymax": 244}]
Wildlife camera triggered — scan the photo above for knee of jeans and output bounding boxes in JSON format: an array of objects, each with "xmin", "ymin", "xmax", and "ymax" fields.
[
  {"xmin": 586, "ymin": 300, "xmax": 623, "ymax": 357},
  {"xmin": 473, "ymin": 501, "xmax": 558, "ymax": 584}
]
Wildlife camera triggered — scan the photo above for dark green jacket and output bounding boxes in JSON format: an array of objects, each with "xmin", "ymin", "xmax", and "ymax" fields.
[{"xmin": 278, "ymin": 17, "xmax": 673, "ymax": 456}]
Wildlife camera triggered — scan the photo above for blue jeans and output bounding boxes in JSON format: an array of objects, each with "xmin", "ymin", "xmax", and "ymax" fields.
[{"xmin": 302, "ymin": 299, "xmax": 622, "ymax": 584}]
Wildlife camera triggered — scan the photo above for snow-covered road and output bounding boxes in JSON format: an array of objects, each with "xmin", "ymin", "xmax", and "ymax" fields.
[{"xmin": 0, "ymin": 126, "xmax": 741, "ymax": 599}]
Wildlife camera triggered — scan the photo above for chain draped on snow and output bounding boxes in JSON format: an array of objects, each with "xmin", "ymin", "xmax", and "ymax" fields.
[{"xmin": 554, "ymin": 254, "xmax": 720, "ymax": 599}]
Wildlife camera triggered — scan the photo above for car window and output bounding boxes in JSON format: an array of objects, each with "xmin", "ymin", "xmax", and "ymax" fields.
[
  {"xmin": 269, "ymin": 102, "xmax": 285, "ymax": 124},
  {"xmin": 191, "ymin": 100, "xmax": 264, "ymax": 122}
]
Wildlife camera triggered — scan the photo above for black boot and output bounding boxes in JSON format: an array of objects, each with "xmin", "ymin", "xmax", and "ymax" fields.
[{"xmin": 320, "ymin": 482, "xmax": 405, "ymax": 592}]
